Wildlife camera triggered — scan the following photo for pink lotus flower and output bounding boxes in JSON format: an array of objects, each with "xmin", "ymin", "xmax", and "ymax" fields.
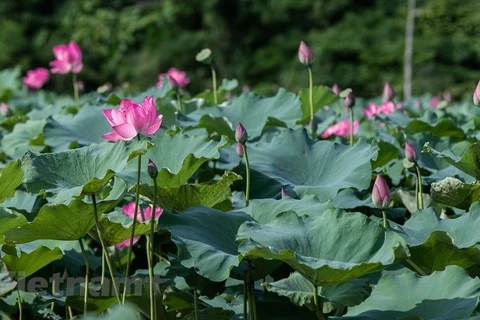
[
  {"xmin": 429, "ymin": 96, "xmax": 440, "ymax": 108},
  {"xmin": 405, "ymin": 142, "xmax": 417, "ymax": 162},
  {"xmin": 156, "ymin": 67, "xmax": 189, "ymax": 88},
  {"xmin": 298, "ymin": 41, "xmax": 314, "ymax": 66},
  {"xmin": 331, "ymin": 84, "xmax": 341, "ymax": 95},
  {"xmin": 364, "ymin": 101, "xmax": 402, "ymax": 119},
  {"xmin": 102, "ymin": 96, "xmax": 163, "ymax": 141},
  {"xmin": 474, "ymin": 80, "xmax": 480, "ymax": 106},
  {"xmin": 23, "ymin": 68, "xmax": 50, "ymax": 89},
  {"xmin": 0, "ymin": 103, "xmax": 9, "ymax": 116},
  {"xmin": 49, "ymin": 41, "xmax": 83, "ymax": 74},
  {"xmin": 382, "ymin": 82, "xmax": 395, "ymax": 103},
  {"xmin": 321, "ymin": 118, "xmax": 359, "ymax": 139},
  {"xmin": 115, "ymin": 202, "xmax": 163, "ymax": 248},
  {"xmin": 372, "ymin": 175, "xmax": 391, "ymax": 209}
]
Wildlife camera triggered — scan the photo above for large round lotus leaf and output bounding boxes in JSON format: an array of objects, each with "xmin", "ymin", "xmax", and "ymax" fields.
[
  {"xmin": 3, "ymin": 245, "xmax": 63, "ymax": 279},
  {"xmin": 423, "ymin": 141, "xmax": 480, "ymax": 180},
  {"xmin": 237, "ymin": 208, "xmax": 407, "ymax": 286},
  {"xmin": 391, "ymin": 205, "xmax": 480, "ymax": 274},
  {"xmin": 159, "ymin": 206, "xmax": 250, "ymax": 282},
  {"xmin": 247, "ymin": 129, "xmax": 378, "ymax": 201},
  {"xmin": 4, "ymin": 199, "xmax": 118, "ymax": 244},
  {"xmin": 431, "ymin": 177, "xmax": 480, "ymax": 209},
  {"xmin": 117, "ymin": 133, "xmax": 228, "ymax": 188},
  {"xmin": 265, "ymin": 271, "xmax": 371, "ymax": 311},
  {"xmin": 241, "ymin": 195, "xmax": 331, "ymax": 224},
  {"xmin": 1, "ymin": 119, "xmax": 46, "ymax": 158},
  {"xmin": 22, "ymin": 140, "xmax": 148, "ymax": 204},
  {"xmin": 0, "ymin": 160, "xmax": 23, "ymax": 202},
  {"xmin": 43, "ymin": 105, "xmax": 111, "ymax": 151},
  {"xmin": 338, "ymin": 266, "xmax": 480, "ymax": 320}
]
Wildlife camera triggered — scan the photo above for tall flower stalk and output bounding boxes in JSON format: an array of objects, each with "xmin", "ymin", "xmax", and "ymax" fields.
[
  {"xmin": 344, "ymin": 91, "xmax": 356, "ymax": 146},
  {"xmin": 372, "ymin": 174, "xmax": 391, "ymax": 230},
  {"xmin": 147, "ymin": 159, "xmax": 159, "ymax": 320},
  {"xmin": 72, "ymin": 74, "xmax": 80, "ymax": 110},
  {"xmin": 404, "ymin": 142, "xmax": 423, "ymax": 210},
  {"xmin": 298, "ymin": 41, "xmax": 316, "ymax": 139},
  {"xmin": 78, "ymin": 239, "xmax": 89, "ymax": 314},
  {"xmin": 236, "ymin": 123, "xmax": 250, "ymax": 205},
  {"xmin": 196, "ymin": 48, "xmax": 218, "ymax": 105}
]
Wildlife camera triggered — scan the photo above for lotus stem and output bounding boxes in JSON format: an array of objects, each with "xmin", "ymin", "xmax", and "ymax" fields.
[
  {"xmin": 78, "ymin": 239, "xmax": 89, "ymax": 315},
  {"xmin": 16, "ymin": 288, "xmax": 22, "ymax": 320},
  {"xmin": 382, "ymin": 209, "xmax": 388, "ymax": 231},
  {"xmin": 349, "ymin": 107, "xmax": 354, "ymax": 147},
  {"xmin": 415, "ymin": 164, "xmax": 424, "ymax": 209},
  {"xmin": 211, "ymin": 66, "xmax": 218, "ymax": 105},
  {"xmin": 123, "ymin": 135, "xmax": 142, "ymax": 303},
  {"xmin": 415, "ymin": 175, "xmax": 419, "ymax": 210},
  {"xmin": 176, "ymin": 89, "xmax": 184, "ymax": 114},
  {"xmin": 308, "ymin": 66, "xmax": 315, "ymax": 139},
  {"xmin": 249, "ymin": 261, "xmax": 257, "ymax": 320},
  {"xmin": 243, "ymin": 145, "xmax": 251, "ymax": 206},
  {"xmin": 91, "ymin": 193, "xmax": 121, "ymax": 304},
  {"xmin": 312, "ymin": 285, "xmax": 325, "ymax": 320},
  {"xmin": 405, "ymin": 258, "xmax": 427, "ymax": 276},
  {"xmin": 146, "ymin": 177, "xmax": 158, "ymax": 320},
  {"xmin": 72, "ymin": 73, "xmax": 80, "ymax": 111},
  {"xmin": 194, "ymin": 289, "xmax": 199, "ymax": 320},
  {"xmin": 243, "ymin": 275, "xmax": 248, "ymax": 320}
]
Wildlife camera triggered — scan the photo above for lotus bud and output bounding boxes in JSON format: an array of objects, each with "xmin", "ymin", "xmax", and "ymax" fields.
[
  {"xmin": 236, "ymin": 143, "xmax": 244, "ymax": 158},
  {"xmin": 405, "ymin": 142, "xmax": 417, "ymax": 162},
  {"xmin": 344, "ymin": 91, "xmax": 356, "ymax": 109},
  {"xmin": 235, "ymin": 122, "xmax": 248, "ymax": 145},
  {"xmin": 473, "ymin": 80, "xmax": 480, "ymax": 106},
  {"xmin": 442, "ymin": 91, "xmax": 451, "ymax": 103},
  {"xmin": 372, "ymin": 175, "xmax": 391, "ymax": 209},
  {"xmin": 298, "ymin": 41, "xmax": 314, "ymax": 66},
  {"xmin": 147, "ymin": 159, "xmax": 158, "ymax": 179},
  {"xmin": 281, "ymin": 188, "xmax": 288, "ymax": 198},
  {"xmin": 382, "ymin": 82, "xmax": 395, "ymax": 103},
  {"xmin": 332, "ymin": 84, "xmax": 341, "ymax": 95}
]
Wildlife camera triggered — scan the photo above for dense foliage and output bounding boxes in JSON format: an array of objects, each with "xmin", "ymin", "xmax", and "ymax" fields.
[{"xmin": 2, "ymin": 0, "xmax": 480, "ymax": 97}]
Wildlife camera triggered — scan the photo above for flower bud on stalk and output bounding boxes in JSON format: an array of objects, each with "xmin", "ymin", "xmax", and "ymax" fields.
[
  {"xmin": 382, "ymin": 82, "xmax": 395, "ymax": 103},
  {"xmin": 298, "ymin": 41, "xmax": 315, "ymax": 66},
  {"xmin": 372, "ymin": 175, "xmax": 391, "ymax": 209},
  {"xmin": 405, "ymin": 142, "xmax": 417, "ymax": 163},
  {"xmin": 147, "ymin": 159, "xmax": 158, "ymax": 179},
  {"xmin": 235, "ymin": 122, "xmax": 248, "ymax": 145},
  {"xmin": 344, "ymin": 92, "xmax": 356, "ymax": 109},
  {"xmin": 473, "ymin": 80, "xmax": 480, "ymax": 106}
]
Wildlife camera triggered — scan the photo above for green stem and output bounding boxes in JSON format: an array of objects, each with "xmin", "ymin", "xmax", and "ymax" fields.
[
  {"xmin": 349, "ymin": 107, "xmax": 354, "ymax": 146},
  {"xmin": 194, "ymin": 289, "xmax": 199, "ymax": 320},
  {"xmin": 211, "ymin": 66, "xmax": 218, "ymax": 105},
  {"xmin": 415, "ymin": 174, "xmax": 419, "ymax": 211},
  {"xmin": 72, "ymin": 73, "xmax": 80, "ymax": 111},
  {"xmin": 312, "ymin": 286, "xmax": 325, "ymax": 320},
  {"xmin": 16, "ymin": 288, "xmax": 22, "ymax": 320},
  {"xmin": 147, "ymin": 177, "xmax": 158, "ymax": 320},
  {"xmin": 249, "ymin": 261, "xmax": 257, "ymax": 320},
  {"xmin": 415, "ymin": 164, "xmax": 424, "ymax": 209},
  {"xmin": 243, "ymin": 145, "xmax": 251, "ymax": 206},
  {"xmin": 382, "ymin": 209, "xmax": 388, "ymax": 230},
  {"xmin": 101, "ymin": 252, "xmax": 105, "ymax": 285},
  {"xmin": 176, "ymin": 90, "xmax": 184, "ymax": 114},
  {"xmin": 92, "ymin": 194, "xmax": 121, "ymax": 304},
  {"xmin": 405, "ymin": 258, "xmax": 427, "ymax": 276},
  {"xmin": 78, "ymin": 239, "xmax": 89, "ymax": 315},
  {"xmin": 123, "ymin": 136, "xmax": 143, "ymax": 303},
  {"xmin": 243, "ymin": 275, "xmax": 248, "ymax": 320},
  {"xmin": 308, "ymin": 66, "xmax": 315, "ymax": 139}
]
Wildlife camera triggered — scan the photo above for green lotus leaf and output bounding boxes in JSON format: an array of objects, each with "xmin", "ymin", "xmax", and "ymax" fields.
[
  {"xmin": 423, "ymin": 141, "xmax": 480, "ymax": 180},
  {"xmin": 392, "ymin": 205, "xmax": 480, "ymax": 274},
  {"xmin": 298, "ymin": 85, "xmax": 339, "ymax": 123},
  {"xmin": 159, "ymin": 206, "xmax": 250, "ymax": 282},
  {"xmin": 0, "ymin": 160, "xmax": 23, "ymax": 202},
  {"xmin": 237, "ymin": 207, "xmax": 407, "ymax": 286},
  {"xmin": 2, "ymin": 246, "xmax": 63, "ymax": 279},
  {"xmin": 1, "ymin": 119, "xmax": 46, "ymax": 158},
  {"xmin": 97, "ymin": 209, "xmax": 153, "ymax": 246},
  {"xmin": 0, "ymin": 208, "xmax": 28, "ymax": 244},
  {"xmin": 43, "ymin": 105, "xmax": 112, "ymax": 151},
  {"xmin": 118, "ymin": 133, "xmax": 228, "ymax": 188},
  {"xmin": 265, "ymin": 271, "xmax": 371, "ymax": 311},
  {"xmin": 339, "ymin": 266, "xmax": 480, "ymax": 320},
  {"xmin": 22, "ymin": 140, "xmax": 148, "ymax": 204},
  {"xmin": 247, "ymin": 129, "xmax": 378, "ymax": 200},
  {"xmin": 4, "ymin": 199, "xmax": 118, "ymax": 244},
  {"xmin": 139, "ymin": 171, "xmax": 241, "ymax": 211},
  {"xmin": 431, "ymin": 177, "xmax": 480, "ymax": 209}
]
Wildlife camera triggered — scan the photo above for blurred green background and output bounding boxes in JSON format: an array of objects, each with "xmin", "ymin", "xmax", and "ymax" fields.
[{"xmin": 1, "ymin": 0, "xmax": 479, "ymax": 99}]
